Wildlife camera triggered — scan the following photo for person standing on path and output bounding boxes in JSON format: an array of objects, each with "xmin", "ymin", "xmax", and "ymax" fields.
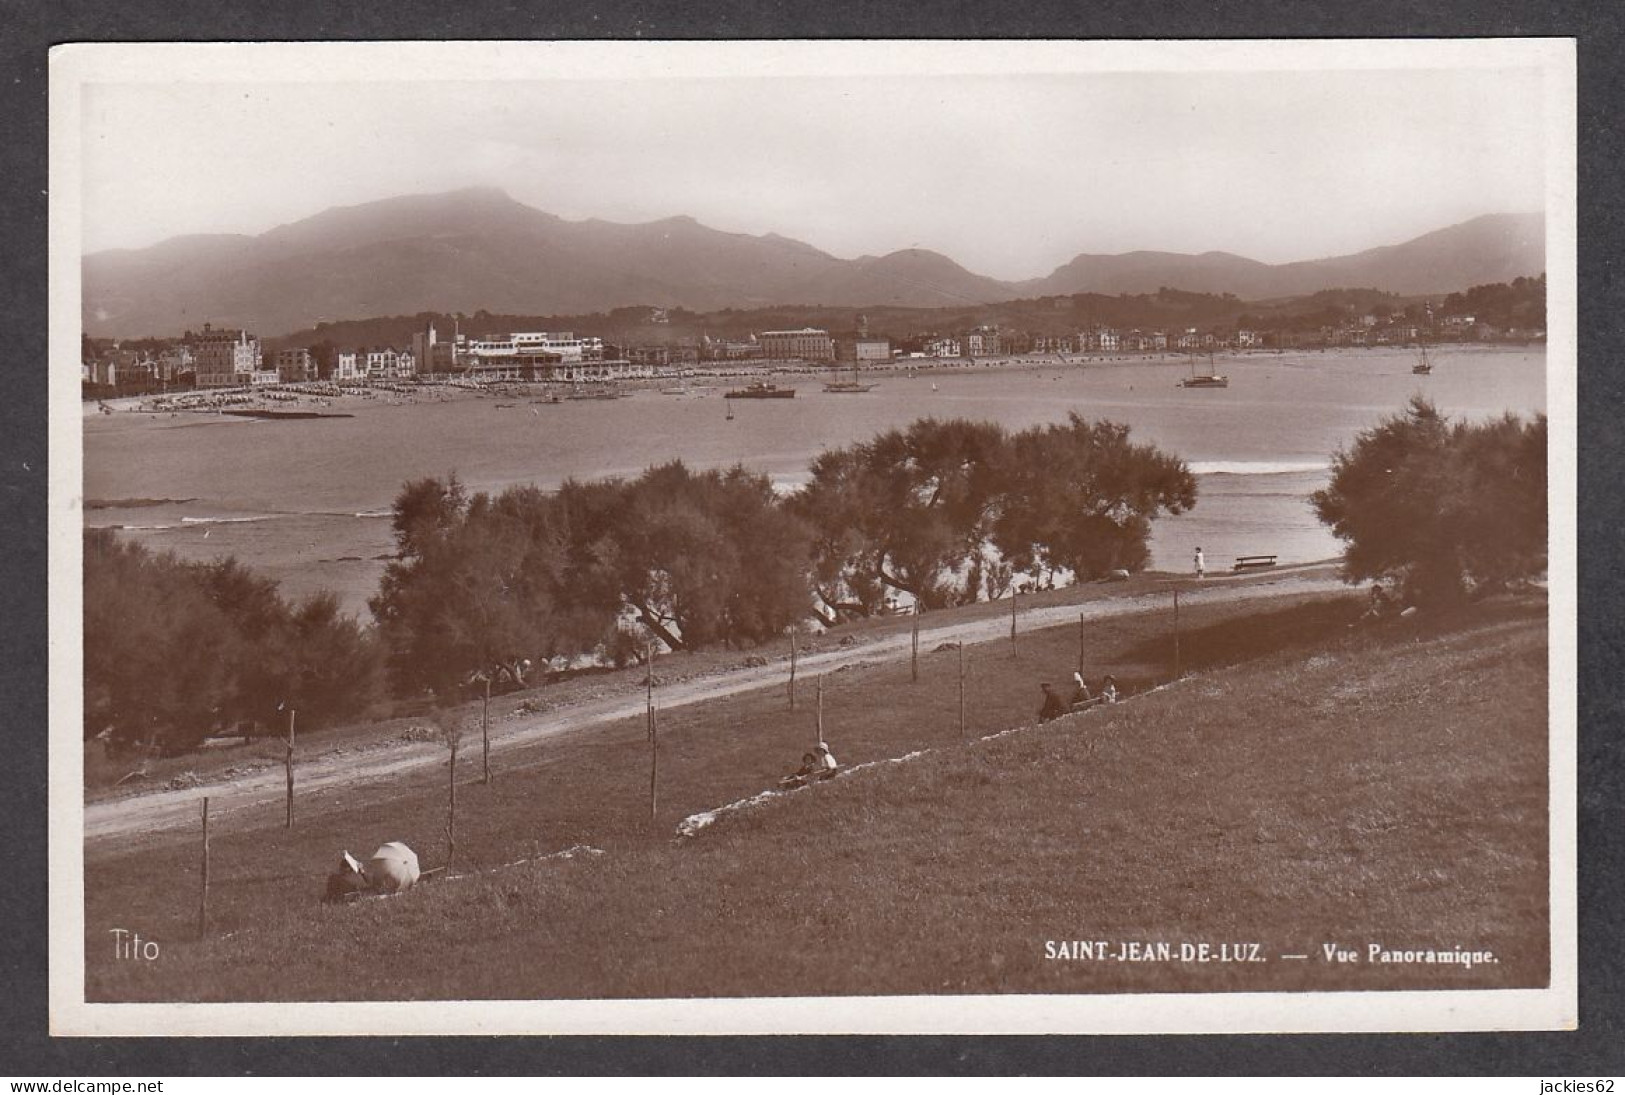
[{"xmin": 1194, "ymin": 546, "xmax": 1206, "ymax": 579}]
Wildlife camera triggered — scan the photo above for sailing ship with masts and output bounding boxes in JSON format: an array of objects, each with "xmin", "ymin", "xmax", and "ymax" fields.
[{"xmin": 1180, "ymin": 352, "xmax": 1229, "ymax": 389}]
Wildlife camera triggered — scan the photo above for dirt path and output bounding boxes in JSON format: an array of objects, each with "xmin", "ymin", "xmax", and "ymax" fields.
[{"xmin": 83, "ymin": 572, "xmax": 1346, "ymax": 845}]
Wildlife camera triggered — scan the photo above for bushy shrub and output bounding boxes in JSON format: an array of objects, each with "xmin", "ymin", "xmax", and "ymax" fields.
[{"xmin": 1312, "ymin": 398, "xmax": 1546, "ymax": 606}]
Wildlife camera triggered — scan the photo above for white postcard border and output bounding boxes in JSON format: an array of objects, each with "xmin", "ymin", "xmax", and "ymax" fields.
[{"xmin": 47, "ymin": 37, "xmax": 1578, "ymax": 1037}]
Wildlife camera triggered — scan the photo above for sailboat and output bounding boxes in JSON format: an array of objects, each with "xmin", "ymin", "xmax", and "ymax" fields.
[
  {"xmin": 823, "ymin": 363, "xmax": 878, "ymax": 394},
  {"xmin": 1412, "ymin": 343, "xmax": 1433, "ymax": 375},
  {"xmin": 1180, "ymin": 352, "xmax": 1229, "ymax": 388}
]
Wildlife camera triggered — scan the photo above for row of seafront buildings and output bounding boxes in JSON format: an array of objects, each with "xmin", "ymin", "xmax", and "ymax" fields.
[
  {"xmin": 85, "ymin": 308, "xmax": 1542, "ymax": 392},
  {"xmin": 83, "ymin": 323, "xmax": 882, "ymax": 391},
  {"xmin": 83, "ymin": 324, "xmax": 645, "ymax": 390}
]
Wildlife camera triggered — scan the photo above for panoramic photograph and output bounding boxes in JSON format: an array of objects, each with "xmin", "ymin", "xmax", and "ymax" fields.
[{"xmin": 51, "ymin": 40, "xmax": 1574, "ymax": 1034}]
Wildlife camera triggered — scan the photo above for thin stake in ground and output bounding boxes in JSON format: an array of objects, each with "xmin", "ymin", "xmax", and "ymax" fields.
[
  {"xmin": 911, "ymin": 602, "xmax": 921, "ymax": 683},
  {"xmin": 197, "ymin": 795, "xmax": 210, "ymax": 941},
  {"xmin": 788, "ymin": 626, "xmax": 798, "ymax": 710},
  {"xmin": 481, "ymin": 672, "xmax": 492, "ymax": 785},
  {"xmin": 1173, "ymin": 588, "xmax": 1182, "ymax": 679},
  {"xmin": 445, "ymin": 722, "xmax": 459, "ymax": 873},
  {"xmin": 958, "ymin": 640, "xmax": 967, "ymax": 737},
  {"xmin": 284, "ymin": 707, "xmax": 295, "ymax": 829},
  {"xmin": 816, "ymin": 674, "xmax": 824, "ymax": 746},
  {"xmin": 647, "ymin": 642, "xmax": 658, "ymax": 825}
]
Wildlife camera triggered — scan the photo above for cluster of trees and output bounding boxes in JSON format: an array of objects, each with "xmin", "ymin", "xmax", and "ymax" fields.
[
  {"xmin": 1312, "ymin": 397, "xmax": 1547, "ymax": 606},
  {"xmin": 84, "ymin": 529, "xmax": 382, "ymax": 753},
  {"xmin": 372, "ymin": 416, "xmax": 1196, "ymax": 694},
  {"xmin": 792, "ymin": 415, "xmax": 1196, "ymax": 620},
  {"xmin": 85, "ymin": 395, "xmax": 1550, "ymax": 756},
  {"xmin": 86, "ymin": 414, "xmax": 1193, "ymax": 751},
  {"xmin": 370, "ymin": 463, "xmax": 814, "ymax": 696},
  {"xmin": 1440, "ymin": 275, "xmax": 1546, "ymax": 330}
]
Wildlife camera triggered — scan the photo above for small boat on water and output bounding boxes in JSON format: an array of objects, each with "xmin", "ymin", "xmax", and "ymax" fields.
[
  {"xmin": 219, "ymin": 408, "xmax": 355, "ymax": 420},
  {"xmin": 822, "ymin": 366, "xmax": 878, "ymax": 394},
  {"xmin": 1180, "ymin": 354, "xmax": 1230, "ymax": 389},
  {"xmin": 1412, "ymin": 344, "xmax": 1433, "ymax": 375},
  {"xmin": 725, "ymin": 381, "xmax": 795, "ymax": 399}
]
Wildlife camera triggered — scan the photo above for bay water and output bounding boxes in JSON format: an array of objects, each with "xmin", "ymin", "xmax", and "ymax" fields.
[{"xmin": 83, "ymin": 346, "xmax": 1549, "ymax": 618}]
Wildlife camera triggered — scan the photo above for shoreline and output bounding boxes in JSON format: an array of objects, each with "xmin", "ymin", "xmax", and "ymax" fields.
[{"xmin": 81, "ymin": 342, "xmax": 1540, "ymax": 416}]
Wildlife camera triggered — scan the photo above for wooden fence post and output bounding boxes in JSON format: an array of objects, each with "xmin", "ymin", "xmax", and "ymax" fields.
[
  {"xmin": 789, "ymin": 627, "xmax": 798, "ymax": 711},
  {"xmin": 816, "ymin": 674, "xmax": 824, "ymax": 746},
  {"xmin": 958, "ymin": 640, "xmax": 967, "ymax": 738},
  {"xmin": 647, "ymin": 643, "xmax": 658, "ymax": 825},
  {"xmin": 1173, "ymin": 588, "xmax": 1182, "ymax": 679},
  {"xmin": 197, "ymin": 796, "xmax": 210, "ymax": 941},
  {"xmin": 447, "ymin": 729, "xmax": 458, "ymax": 873},
  {"xmin": 911, "ymin": 602, "xmax": 920, "ymax": 683},
  {"xmin": 284, "ymin": 708, "xmax": 295, "ymax": 829},
  {"xmin": 481, "ymin": 673, "xmax": 492, "ymax": 785},
  {"xmin": 1078, "ymin": 612, "xmax": 1086, "ymax": 674}
]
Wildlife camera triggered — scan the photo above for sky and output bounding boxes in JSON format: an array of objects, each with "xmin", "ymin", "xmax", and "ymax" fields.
[{"xmin": 75, "ymin": 50, "xmax": 1550, "ymax": 281}]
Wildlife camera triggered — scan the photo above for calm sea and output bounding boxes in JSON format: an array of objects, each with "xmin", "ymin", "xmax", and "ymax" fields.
[{"xmin": 83, "ymin": 346, "xmax": 1549, "ymax": 618}]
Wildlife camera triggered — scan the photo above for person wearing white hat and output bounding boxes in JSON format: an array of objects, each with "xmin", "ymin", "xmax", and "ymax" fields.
[
  {"xmin": 1068, "ymin": 671, "xmax": 1093, "ymax": 708},
  {"xmin": 814, "ymin": 742, "xmax": 839, "ymax": 775},
  {"xmin": 323, "ymin": 850, "xmax": 370, "ymax": 904}
]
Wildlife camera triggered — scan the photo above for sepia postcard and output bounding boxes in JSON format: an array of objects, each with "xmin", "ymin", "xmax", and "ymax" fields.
[{"xmin": 48, "ymin": 38, "xmax": 1577, "ymax": 1036}]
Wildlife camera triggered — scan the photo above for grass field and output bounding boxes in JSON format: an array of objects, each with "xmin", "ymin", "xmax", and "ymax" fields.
[{"xmin": 85, "ymin": 585, "xmax": 1549, "ymax": 1001}]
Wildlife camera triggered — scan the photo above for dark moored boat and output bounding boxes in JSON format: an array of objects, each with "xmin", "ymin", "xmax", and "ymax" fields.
[
  {"xmin": 1412, "ymin": 344, "xmax": 1433, "ymax": 375},
  {"xmin": 1180, "ymin": 354, "xmax": 1229, "ymax": 389},
  {"xmin": 220, "ymin": 408, "xmax": 355, "ymax": 420},
  {"xmin": 724, "ymin": 381, "xmax": 795, "ymax": 399}
]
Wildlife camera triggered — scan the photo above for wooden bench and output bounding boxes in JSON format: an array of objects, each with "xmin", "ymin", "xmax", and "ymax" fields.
[{"xmin": 1232, "ymin": 554, "xmax": 1278, "ymax": 571}]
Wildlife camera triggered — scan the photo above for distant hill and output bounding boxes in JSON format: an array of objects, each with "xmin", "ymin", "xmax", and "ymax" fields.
[
  {"xmin": 81, "ymin": 188, "xmax": 1545, "ymax": 337},
  {"xmin": 1022, "ymin": 213, "xmax": 1544, "ymax": 299}
]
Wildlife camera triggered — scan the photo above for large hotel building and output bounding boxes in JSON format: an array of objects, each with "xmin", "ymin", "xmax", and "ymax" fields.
[{"xmin": 757, "ymin": 328, "xmax": 835, "ymax": 362}]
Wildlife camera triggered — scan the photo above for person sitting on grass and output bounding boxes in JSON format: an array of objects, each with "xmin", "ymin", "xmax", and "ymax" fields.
[
  {"xmin": 813, "ymin": 742, "xmax": 839, "ymax": 778},
  {"xmin": 322, "ymin": 851, "xmax": 369, "ymax": 904},
  {"xmin": 1100, "ymin": 675, "xmax": 1120, "ymax": 704},
  {"xmin": 1038, "ymin": 682, "xmax": 1068, "ymax": 722},
  {"xmin": 779, "ymin": 752, "xmax": 820, "ymax": 789},
  {"xmin": 1362, "ymin": 582, "xmax": 1392, "ymax": 624},
  {"xmin": 1068, "ymin": 671, "xmax": 1097, "ymax": 710}
]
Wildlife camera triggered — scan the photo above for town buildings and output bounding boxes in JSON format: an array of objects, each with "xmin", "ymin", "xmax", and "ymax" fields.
[
  {"xmin": 758, "ymin": 328, "xmax": 835, "ymax": 362},
  {"xmin": 275, "ymin": 347, "xmax": 316, "ymax": 383},
  {"xmin": 964, "ymin": 326, "xmax": 1002, "ymax": 357},
  {"xmin": 837, "ymin": 337, "xmax": 893, "ymax": 363},
  {"xmin": 190, "ymin": 325, "xmax": 274, "ymax": 387}
]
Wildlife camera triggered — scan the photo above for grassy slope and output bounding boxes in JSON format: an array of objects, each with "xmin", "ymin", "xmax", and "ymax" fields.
[{"xmin": 87, "ymin": 591, "xmax": 1548, "ymax": 1001}]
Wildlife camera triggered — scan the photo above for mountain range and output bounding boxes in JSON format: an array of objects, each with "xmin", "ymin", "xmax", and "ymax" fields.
[{"xmin": 81, "ymin": 187, "xmax": 1545, "ymax": 337}]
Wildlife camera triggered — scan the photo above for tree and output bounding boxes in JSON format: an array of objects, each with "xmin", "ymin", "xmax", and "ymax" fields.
[
  {"xmin": 1311, "ymin": 397, "xmax": 1547, "ymax": 606},
  {"xmin": 791, "ymin": 419, "xmax": 1008, "ymax": 612},
  {"xmin": 84, "ymin": 530, "xmax": 383, "ymax": 753},
  {"xmin": 792, "ymin": 416, "xmax": 1194, "ymax": 612},
  {"xmin": 993, "ymin": 415, "xmax": 1198, "ymax": 580},
  {"xmin": 372, "ymin": 478, "xmax": 577, "ymax": 696},
  {"xmin": 83, "ymin": 530, "xmax": 236, "ymax": 752},
  {"xmin": 589, "ymin": 462, "xmax": 812, "ymax": 650}
]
